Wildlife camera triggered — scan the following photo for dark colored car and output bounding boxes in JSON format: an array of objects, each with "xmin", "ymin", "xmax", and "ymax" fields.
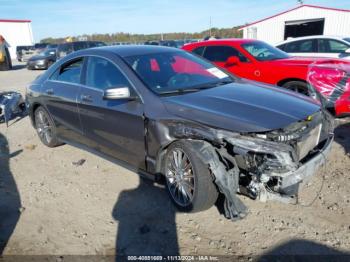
[
  {"xmin": 56, "ymin": 41, "xmax": 106, "ymax": 59},
  {"xmin": 16, "ymin": 45, "xmax": 34, "ymax": 62},
  {"xmin": 34, "ymin": 43, "xmax": 49, "ymax": 50},
  {"xmin": 47, "ymin": 44, "xmax": 58, "ymax": 49},
  {"xmin": 26, "ymin": 46, "xmax": 334, "ymax": 219},
  {"xmin": 27, "ymin": 48, "xmax": 57, "ymax": 70},
  {"xmin": 159, "ymin": 40, "xmax": 177, "ymax": 48},
  {"xmin": 144, "ymin": 41, "xmax": 159, "ymax": 46}
]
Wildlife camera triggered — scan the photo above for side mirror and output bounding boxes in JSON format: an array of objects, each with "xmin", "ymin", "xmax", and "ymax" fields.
[
  {"xmin": 103, "ymin": 87, "xmax": 132, "ymax": 100},
  {"xmin": 225, "ymin": 56, "xmax": 240, "ymax": 67}
]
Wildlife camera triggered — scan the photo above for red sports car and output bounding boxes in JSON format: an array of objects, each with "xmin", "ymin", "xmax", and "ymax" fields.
[{"xmin": 183, "ymin": 39, "xmax": 350, "ymax": 116}]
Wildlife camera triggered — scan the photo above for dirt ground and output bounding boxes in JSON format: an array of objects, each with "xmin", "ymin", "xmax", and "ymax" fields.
[{"xmin": 0, "ymin": 63, "xmax": 350, "ymax": 258}]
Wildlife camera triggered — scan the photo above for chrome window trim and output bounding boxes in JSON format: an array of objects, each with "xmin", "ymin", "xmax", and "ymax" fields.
[{"xmin": 45, "ymin": 54, "xmax": 144, "ymax": 103}]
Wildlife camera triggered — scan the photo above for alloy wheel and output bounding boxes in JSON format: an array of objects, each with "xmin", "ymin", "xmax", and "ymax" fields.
[
  {"xmin": 165, "ymin": 148, "xmax": 195, "ymax": 207},
  {"xmin": 36, "ymin": 110, "xmax": 53, "ymax": 145}
]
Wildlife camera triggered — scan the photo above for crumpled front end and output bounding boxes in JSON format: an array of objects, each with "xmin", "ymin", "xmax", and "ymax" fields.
[
  {"xmin": 223, "ymin": 109, "xmax": 334, "ymax": 204},
  {"xmin": 149, "ymin": 109, "xmax": 334, "ymax": 221}
]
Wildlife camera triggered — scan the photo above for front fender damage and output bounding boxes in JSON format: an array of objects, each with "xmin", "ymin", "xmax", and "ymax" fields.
[
  {"xmin": 147, "ymin": 117, "xmax": 333, "ymax": 221},
  {"xmin": 190, "ymin": 141, "xmax": 248, "ymax": 220},
  {"xmin": 147, "ymin": 120, "xmax": 248, "ymax": 220}
]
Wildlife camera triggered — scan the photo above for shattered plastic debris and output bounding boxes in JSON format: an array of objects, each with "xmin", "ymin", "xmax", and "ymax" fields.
[
  {"xmin": 0, "ymin": 91, "xmax": 27, "ymax": 126},
  {"xmin": 191, "ymin": 141, "xmax": 248, "ymax": 221}
]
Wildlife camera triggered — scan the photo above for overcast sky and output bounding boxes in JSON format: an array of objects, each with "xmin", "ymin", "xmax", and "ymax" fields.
[{"xmin": 1, "ymin": 0, "xmax": 350, "ymax": 41}]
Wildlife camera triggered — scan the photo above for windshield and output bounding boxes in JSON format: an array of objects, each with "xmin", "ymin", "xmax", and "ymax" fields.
[
  {"xmin": 123, "ymin": 51, "xmax": 234, "ymax": 95},
  {"xmin": 242, "ymin": 41, "xmax": 290, "ymax": 61},
  {"xmin": 39, "ymin": 49, "xmax": 56, "ymax": 56}
]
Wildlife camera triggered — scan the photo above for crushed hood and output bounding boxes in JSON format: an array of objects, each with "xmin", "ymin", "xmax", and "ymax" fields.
[{"xmin": 162, "ymin": 82, "xmax": 321, "ymax": 133}]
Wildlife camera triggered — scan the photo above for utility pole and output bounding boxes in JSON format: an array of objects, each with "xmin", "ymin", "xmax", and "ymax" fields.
[{"xmin": 209, "ymin": 16, "xmax": 212, "ymax": 37}]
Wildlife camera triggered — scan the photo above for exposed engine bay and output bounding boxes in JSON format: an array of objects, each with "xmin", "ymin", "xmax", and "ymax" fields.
[{"xmin": 231, "ymin": 109, "xmax": 333, "ymax": 203}]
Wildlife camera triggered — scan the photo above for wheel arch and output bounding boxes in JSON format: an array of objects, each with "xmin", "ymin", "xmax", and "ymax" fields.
[
  {"xmin": 277, "ymin": 78, "xmax": 307, "ymax": 87},
  {"xmin": 154, "ymin": 138, "xmax": 216, "ymax": 174},
  {"xmin": 29, "ymin": 102, "xmax": 42, "ymax": 126},
  {"xmin": 154, "ymin": 139, "xmax": 181, "ymax": 174}
]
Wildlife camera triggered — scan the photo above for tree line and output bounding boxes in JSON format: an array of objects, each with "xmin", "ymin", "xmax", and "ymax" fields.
[{"xmin": 40, "ymin": 26, "xmax": 243, "ymax": 44}]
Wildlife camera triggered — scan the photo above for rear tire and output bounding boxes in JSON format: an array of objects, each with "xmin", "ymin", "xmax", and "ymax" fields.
[
  {"xmin": 34, "ymin": 106, "xmax": 62, "ymax": 147},
  {"xmin": 282, "ymin": 81, "xmax": 311, "ymax": 97},
  {"xmin": 163, "ymin": 140, "xmax": 218, "ymax": 213}
]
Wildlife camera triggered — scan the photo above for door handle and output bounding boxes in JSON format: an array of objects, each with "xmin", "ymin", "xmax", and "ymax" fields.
[
  {"xmin": 81, "ymin": 94, "xmax": 93, "ymax": 103},
  {"xmin": 46, "ymin": 89, "xmax": 54, "ymax": 95}
]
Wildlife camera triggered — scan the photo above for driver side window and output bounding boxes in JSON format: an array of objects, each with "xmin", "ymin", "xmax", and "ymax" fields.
[
  {"xmin": 203, "ymin": 46, "xmax": 248, "ymax": 62},
  {"xmin": 50, "ymin": 58, "xmax": 83, "ymax": 84},
  {"xmin": 85, "ymin": 57, "xmax": 131, "ymax": 90}
]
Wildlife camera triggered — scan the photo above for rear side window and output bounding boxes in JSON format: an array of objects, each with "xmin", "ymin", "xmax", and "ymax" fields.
[
  {"xmin": 85, "ymin": 57, "xmax": 130, "ymax": 90},
  {"xmin": 276, "ymin": 44, "xmax": 286, "ymax": 51},
  {"xmin": 284, "ymin": 39, "xmax": 316, "ymax": 53},
  {"xmin": 50, "ymin": 59, "xmax": 83, "ymax": 84},
  {"xmin": 318, "ymin": 39, "xmax": 349, "ymax": 53},
  {"xmin": 328, "ymin": 40, "xmax": 349, "ymax": 53},
  {"xmin": 203, "ymin": 46, "xmax": 248, "ymax": 62},
  {"xmin": 192, "ymin": 46, "xmax": 205, "ymax": 56}
]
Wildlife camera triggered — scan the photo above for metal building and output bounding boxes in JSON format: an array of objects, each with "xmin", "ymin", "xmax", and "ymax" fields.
[
  {"xmin": 240, "ymin": 4, "xmax": 350, "ymax": 45},
  {"xmin": 0, "ymin": 19, "xmax": 34, "ymax": 59}
]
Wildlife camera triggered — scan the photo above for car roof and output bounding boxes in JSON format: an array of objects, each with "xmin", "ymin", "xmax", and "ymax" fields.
[
  {"xmin": 75, "ymin": 45, "xmax": 181, "ymax": 57},
  {"xmin": 276, "ymin": 35, "xmax": 350, "ymax": 45},
  {"xmin": 183, "ymin": 38, "xmax": 262, "ymax": 50}
]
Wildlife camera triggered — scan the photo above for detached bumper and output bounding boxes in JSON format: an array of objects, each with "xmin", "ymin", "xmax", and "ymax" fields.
[{"xmin": 279, "ymin": 135, "xmax": 334, "ymax": 195}]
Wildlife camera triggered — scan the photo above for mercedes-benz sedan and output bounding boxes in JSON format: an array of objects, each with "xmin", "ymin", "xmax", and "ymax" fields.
[{"xmin": 26, "ymin": 46, "xmax": 334, "ymax": 220}]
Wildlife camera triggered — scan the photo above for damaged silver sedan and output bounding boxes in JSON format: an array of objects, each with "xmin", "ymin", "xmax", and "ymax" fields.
[{"xmin": 26, "ymin": 46, "xmax": 334, "ymax": 220}]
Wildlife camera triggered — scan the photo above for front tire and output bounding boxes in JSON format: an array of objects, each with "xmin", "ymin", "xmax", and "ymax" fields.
[
  {"xmin": 34, "ymin": 106, "xmax": 62, "ymax": 147},
  {"xmin": 163, "ymin": 140, "xmax": 218, "ymax": 212}
]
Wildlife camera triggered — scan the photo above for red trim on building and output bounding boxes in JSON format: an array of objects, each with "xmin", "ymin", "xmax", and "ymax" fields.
[
  {"xmin": 239, "ymin": 5, "xmax": 350, "ymax": 30},
  {"xmin": 0, "ymin": 19, "xmax": 31, "ymax": 23}
]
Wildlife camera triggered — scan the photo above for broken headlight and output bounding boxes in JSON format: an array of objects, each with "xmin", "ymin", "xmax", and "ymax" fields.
[
  {"xmin": 226, "ymin": 135, "xmax": 298, "ymax": 176},
  {"xmin": 236, "ymin": 151, "xmax": 288, "ymax": 175},
  {"xmin": 255, "ymin": 122, "xmax": 308, "ymax": 142}
]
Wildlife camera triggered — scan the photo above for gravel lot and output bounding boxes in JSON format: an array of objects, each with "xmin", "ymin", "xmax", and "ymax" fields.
[{"xmin": 1, "ymin": 62, "xmax": 350, "ymax": 258}]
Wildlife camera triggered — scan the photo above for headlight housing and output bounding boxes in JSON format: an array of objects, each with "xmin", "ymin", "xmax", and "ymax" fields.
[{"xmin": 225, "ymin": 135, "xmax": 298, "ymax": 176}]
